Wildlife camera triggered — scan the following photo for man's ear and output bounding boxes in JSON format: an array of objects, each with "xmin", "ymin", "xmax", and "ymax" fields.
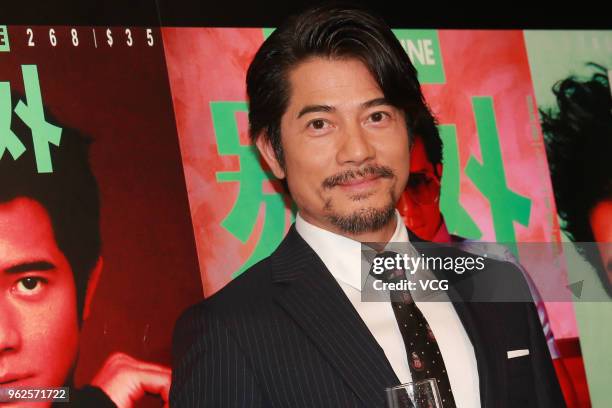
[
  {"xmin": 83, "ymin": 257, "xmax": 103, "ymax": 321},
  {"xmin": 255, "ymin": 134, "xmax": 286, "ymax": 179}
]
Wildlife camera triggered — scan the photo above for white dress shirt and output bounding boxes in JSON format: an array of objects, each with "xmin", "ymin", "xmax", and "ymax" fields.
[{"xmin": 295, "ymin": 211, "xmax": 481, "ymax": 408}]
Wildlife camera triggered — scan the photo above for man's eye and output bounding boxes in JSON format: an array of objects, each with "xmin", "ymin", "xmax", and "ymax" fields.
[
  {"xmin": 409, "ymin": 174, "xmax": 428, "ymax": 187},
  {"xmin": 369, "ymin": 111, "xmax": 389, "ymax": 123},
  {"xmin": 308, "ymin": 119, "xmax": 327, "ymax": 130},
  {"xmin": 14, "ymin": 277, "xmax": 47, "ymax": 295},
  {"xmin": 408, "ymin": 178, "xmax": 422, "ymax": 188}
]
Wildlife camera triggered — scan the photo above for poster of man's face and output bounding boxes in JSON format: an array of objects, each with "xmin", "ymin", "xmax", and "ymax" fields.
[
  {"xmin": 0, "ymin": 26, "xmax": 203, "ymax": 407},
  {"xmin": 0, "ymin": 197, "xmax": 79, "ymax": 391},
  {"xmin": 539, "ymin": 63, "xmax": 612, "ymax": 295}
]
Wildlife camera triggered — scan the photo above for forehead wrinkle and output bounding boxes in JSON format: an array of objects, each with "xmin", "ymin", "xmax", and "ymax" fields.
[{"xmin": 287, "ymin": 58, "xmax": 383, "ymax": 116}]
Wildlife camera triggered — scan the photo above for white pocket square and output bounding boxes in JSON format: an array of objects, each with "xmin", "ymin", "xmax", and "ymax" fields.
[{"xmin": 507, "ymin": 349, "xmax": 530, "ymax": 359}]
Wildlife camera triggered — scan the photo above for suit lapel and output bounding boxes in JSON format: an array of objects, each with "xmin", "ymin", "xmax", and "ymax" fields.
[{"xmin": 271, "ymin": 226, "xmax": 399, "ymax": 407}]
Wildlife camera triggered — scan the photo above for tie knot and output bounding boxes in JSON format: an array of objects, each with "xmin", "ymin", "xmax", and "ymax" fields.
[{"xmin": 370, "ymin": 251, "xmax": 406, "ymax": 283}]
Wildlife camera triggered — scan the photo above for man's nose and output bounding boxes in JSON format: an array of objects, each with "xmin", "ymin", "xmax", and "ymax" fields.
[
  {"xmin": 0, "ymin": 301, "xmax": 21, "ymax": 354},
  {"xmin": 336, "ymin": 123, "xmax": 375, "ymax": 165}
]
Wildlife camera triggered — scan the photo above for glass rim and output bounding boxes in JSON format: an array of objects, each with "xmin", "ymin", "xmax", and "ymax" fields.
[{"xmin": 385, "ymin": 378, "xmax": 438, "ymax": 392}]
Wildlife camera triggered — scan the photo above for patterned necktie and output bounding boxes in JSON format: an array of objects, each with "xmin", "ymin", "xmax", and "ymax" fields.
[{"xmin": 372, "ymin": 251, "xmax": 456, "ymax": 408}]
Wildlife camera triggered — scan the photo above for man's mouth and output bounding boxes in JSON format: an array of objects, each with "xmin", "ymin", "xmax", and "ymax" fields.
[
  {"xmin": 0, "ymin": 373, "xmax": 34, "ymax": 386},
  {"xmin": 337, "ymin": 174, "xmax": 380, "ymax": 187},
  {"xmin": 323, "ymin": 165, "xmax": 395, "ymax": 190}
]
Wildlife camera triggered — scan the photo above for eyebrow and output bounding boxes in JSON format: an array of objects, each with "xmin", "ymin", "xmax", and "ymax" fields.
[
  {"xmin": 296, "ymin": 97, "xmax": 392, "ymax": 119},
  {"xmin": 4, "ymin": 261, "xmax": 56, "ymax": 275},
  {"xmin": 297, "ymin": 104, "xmax": 334, "ymax": 119},
  {"xmin": 361, "ymin": 97, "xmax": 392, "ymax": 110}
]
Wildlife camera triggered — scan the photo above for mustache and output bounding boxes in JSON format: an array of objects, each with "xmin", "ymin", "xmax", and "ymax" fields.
[{"xmin": 322, "ymin": 165, "xmax": 395, "ymax": 189}]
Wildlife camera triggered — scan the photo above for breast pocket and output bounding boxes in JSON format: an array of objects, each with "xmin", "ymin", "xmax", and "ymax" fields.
[{"xmin": 506, "ymin": 352, "xmax": 536, "ymax": 407}]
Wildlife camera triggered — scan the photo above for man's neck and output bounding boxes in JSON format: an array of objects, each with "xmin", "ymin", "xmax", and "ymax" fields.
[{"xmin": 347, "ymin": 218, "xmax": 397, "ymax": 244}]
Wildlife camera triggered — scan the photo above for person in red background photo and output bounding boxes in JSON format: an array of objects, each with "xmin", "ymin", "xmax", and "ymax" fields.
[
  {"xmin": 540, "ymin": 64, "xmax": 612, "ymax": 298},
  {"xmin": 0, "ymin": 95, "xmax": 170, "ymax": 408},
  {"xmin": 397, "ymin": 132, "xmax": 581, "ymax": 407}
]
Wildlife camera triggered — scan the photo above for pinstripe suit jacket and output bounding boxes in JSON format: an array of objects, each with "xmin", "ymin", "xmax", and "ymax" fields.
[{"xmin": 170, "ymin": 225, "xmax": 565, "ymax": 407}]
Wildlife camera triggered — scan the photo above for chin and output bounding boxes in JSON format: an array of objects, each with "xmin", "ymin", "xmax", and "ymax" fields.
[
  {"xmin": 327, "ymin": 204, "xmax": 396, "ymax": 235},
  {"xmin": 348, "ymin": 192, "xmax": 394, "ymax": 209}
]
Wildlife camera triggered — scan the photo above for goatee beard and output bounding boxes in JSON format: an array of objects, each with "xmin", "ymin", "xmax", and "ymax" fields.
[{"xmin": 326, "ymin": 200, "xmax": 396, "ymax": 235}]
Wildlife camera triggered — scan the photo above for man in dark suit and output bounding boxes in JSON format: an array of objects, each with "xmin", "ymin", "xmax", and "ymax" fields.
[{"xmin": 170, "ymin": 6, "xmax": 565, "ymax": 407}]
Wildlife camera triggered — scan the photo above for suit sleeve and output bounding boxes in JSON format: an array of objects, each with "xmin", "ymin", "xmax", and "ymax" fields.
[
  {"xmin": 525, "ymin": 301, "xmax": 567, "ymax": 408},
  {"xmin": 170, "ymin": 304, "xmax": 265, "ymax": 408}
]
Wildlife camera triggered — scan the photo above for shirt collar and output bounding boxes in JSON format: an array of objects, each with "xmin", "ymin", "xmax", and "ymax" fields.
[{"xmin": 295, "ymin": 210, "xmax": 410, "ymax": 291}]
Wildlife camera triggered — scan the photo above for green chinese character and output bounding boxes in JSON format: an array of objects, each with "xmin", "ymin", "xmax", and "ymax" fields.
[
  {"xmin": 211, "ymin": 101, "xmax": 293, "ymax": 276},
  {"xmin": 465, "ymin": 97, "xmax": 532, "ymax": 255},
  {"xmin": 0, "ymin": 83, "xmax": 26, "ymax": 161},
  {"xmin": 14, "ymin": 65, "xmax": 62, "ymax": 173},
  {"xmin": 439, "ymin": 124, "xmax": 481, "ymax": 239},
  {"xmin": 0, "ymin": 25, "xmax": 9, "ymax": 52}
]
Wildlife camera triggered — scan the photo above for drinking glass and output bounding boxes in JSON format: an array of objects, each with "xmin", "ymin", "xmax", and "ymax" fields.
[{"xmin": 385, "ymin": 378, "xmax": 442, "ymax": 408}]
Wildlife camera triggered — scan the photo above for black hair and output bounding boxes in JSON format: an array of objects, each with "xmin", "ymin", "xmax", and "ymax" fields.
[
  {"xmin": 413, "ymin": 113, "xmax": 443, "ymax": 178},
  {"xmin": 540, "ymin": 63, "xmax": 612, "ymax": 296},
  {"xmin": 246, "ymin": 4, "xmax": 438, "ymax": 171},
  {"xmin": 0, "ymin": 92, "xmax": 101, "ymax": 321},
  {"xmin": 540, "ymin": 63, "xmax": 611, "ymax": 243}
]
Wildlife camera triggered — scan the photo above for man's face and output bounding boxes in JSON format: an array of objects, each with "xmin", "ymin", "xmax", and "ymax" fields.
[
  {"xmin": 264, "ymin": 57, "xmax": 410, "ymax": 239},
  {"xmin": 401, "ymin": 137, "xmax": 442, "ymax": 241},
  {"xmin": 0, "ymin": 197, "xmax": 79, "ymax": 403},
  {"xmin": 590, "ymin": 199, "xmax": 612, "ymax": 285}
]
